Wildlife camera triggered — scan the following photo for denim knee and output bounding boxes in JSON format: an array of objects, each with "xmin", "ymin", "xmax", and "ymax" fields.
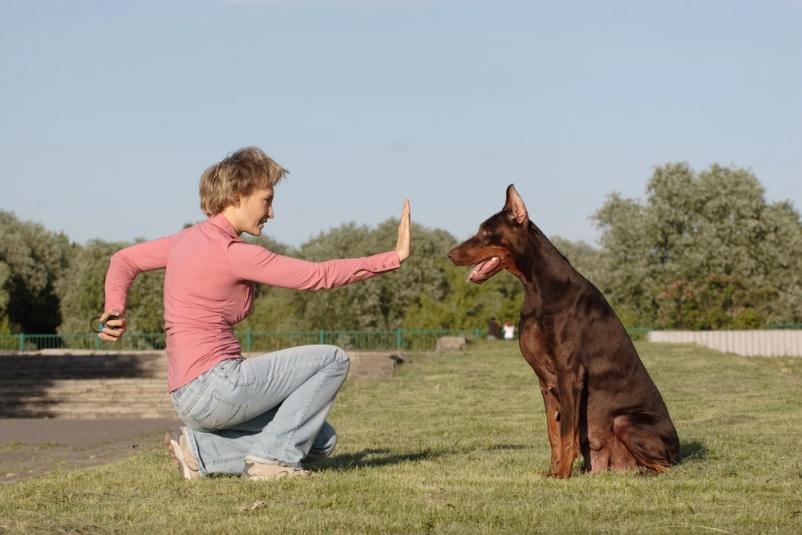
[
  {"xmin": 305, "ymin": 421, "xmax": 337, "ymax": 464},
  {"xmin": 325, "ymin": 345, "xmax": 350, "ymax": 370}
]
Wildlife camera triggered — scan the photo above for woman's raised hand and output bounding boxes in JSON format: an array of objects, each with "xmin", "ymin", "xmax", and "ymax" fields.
[{"xmin": 395, "ymin": 199, "xmax": 411, "ymax": 263}]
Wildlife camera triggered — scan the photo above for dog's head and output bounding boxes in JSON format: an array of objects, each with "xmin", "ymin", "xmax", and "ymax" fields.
[{"xmin": 447, "ymin": 184, "xmax": 530, "ymax": 284}]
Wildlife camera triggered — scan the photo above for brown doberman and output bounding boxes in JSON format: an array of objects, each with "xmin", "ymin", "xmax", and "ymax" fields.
[{"xmin": 448, "ymin": 185, "xmax": 680, "ymax": 478}]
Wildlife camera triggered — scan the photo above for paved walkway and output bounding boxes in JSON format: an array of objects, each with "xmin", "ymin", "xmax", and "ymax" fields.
[{"xmin": 0, "ymin": 418, "xmax": 179, "ymax": 484}]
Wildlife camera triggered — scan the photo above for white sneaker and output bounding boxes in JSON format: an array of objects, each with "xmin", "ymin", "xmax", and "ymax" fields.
[
  {"xmin": 242, "ymin": 460, "xmax": 310, "ymax": 481},
  {"xmin": 164, "ymin": 428, "xmax": 200, "ymax": 480}
]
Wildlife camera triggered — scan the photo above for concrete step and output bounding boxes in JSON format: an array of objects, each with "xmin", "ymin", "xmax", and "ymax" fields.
[
  {"xmin": 1, "ymin": 395, "xmax": 170, "ymax": 406},
  {"xmin": 0, "ymin": 396, "xmax": 175, "ymax": 419},
  {"xmin": 2, "ymin": 400, "xmax": 172, "ymax": 411},
  {"xmin": 3, "ymin": 406, "xmax": 177, "ymax": 419},
  {"xmin": 0, "ymin": 352, "xmax": 168, "ymax": 381},
  {"xmin": 0, "ymin": 380, "xmax": 167, "ymax": 395}
]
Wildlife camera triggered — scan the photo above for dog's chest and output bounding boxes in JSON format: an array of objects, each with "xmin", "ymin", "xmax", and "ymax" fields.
[{"xmin": 519, "ymin": 319, "xmax": 557, "ymax": 376}]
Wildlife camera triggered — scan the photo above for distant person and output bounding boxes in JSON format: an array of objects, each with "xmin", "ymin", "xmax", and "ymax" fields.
[
  {"xmin": 97, "ymin": 147, "xmax": 411, "ymax": 481},
  {"xmin": 487, "ymin": 317, "xmax": 502, "ymax": 340},
  {"xmin": 502, "ymin": 320, "xmax": 515, "ymax": 341}
]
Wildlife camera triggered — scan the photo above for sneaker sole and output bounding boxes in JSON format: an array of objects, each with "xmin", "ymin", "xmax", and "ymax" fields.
[{"xmin": 242, "ymin": 462, "xmax": 311, "ymax": 481}]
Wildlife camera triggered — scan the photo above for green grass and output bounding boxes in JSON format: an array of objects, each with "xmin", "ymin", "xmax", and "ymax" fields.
[
  {"xmin": 2, "ymin": 342, "xmax": 801, "ymax": 534},
  {"xmin": 0, "ymin": 441, "xmax": 61, "ymax": 452}
]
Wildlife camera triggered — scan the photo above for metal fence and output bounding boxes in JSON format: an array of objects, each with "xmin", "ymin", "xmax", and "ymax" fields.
[
  {"xmin": 0, "ymin": 328, "xmax": 483, "ymax": 353},
  {"xmin": 4, "ymin": 325, "xmax": 797, "ymax": 353}
]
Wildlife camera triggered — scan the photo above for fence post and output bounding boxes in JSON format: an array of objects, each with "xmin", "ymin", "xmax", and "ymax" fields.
[
  {"xmin": 319, "ymin": 330, "xmax": 325, "ymax": 344},
  {"xmin": 475, "ymin": 328, "xmax": 481, "ymax": 339},
  {"xmin": 95, "ymin": 333, "xmax": 101, "ymax": 350},
  {"xmin": 18, "ymin": 333, "xmax": 24, "ymax": 352},
  {"xmin": 396, "ymin": 328, "xmax": 403, "ymax": 350},
  {"xmin": 246, "ymin": 329, "xmax": 253, "ymax": 353}
]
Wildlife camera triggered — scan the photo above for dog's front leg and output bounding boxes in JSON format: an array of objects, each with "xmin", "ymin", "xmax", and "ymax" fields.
[
  {"xmin": 539, "ymin": 381, "xmax": 561, "ymax": 473},
  {"xmin": 550, "ymin": 365, "xmax": 586, "ymax": 479}
]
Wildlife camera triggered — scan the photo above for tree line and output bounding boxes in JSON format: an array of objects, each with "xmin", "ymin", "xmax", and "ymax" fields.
[{"xmin": 2, "ymin": 162, "xmax": 801, "ymax": 337}]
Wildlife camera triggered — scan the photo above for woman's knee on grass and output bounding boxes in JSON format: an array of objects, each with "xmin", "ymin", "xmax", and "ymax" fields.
[{"xmin": 304, "ymin": 421, "xmax": 338, "ymax": 464}]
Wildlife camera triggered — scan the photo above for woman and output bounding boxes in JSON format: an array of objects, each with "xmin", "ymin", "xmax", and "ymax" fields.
[{"xmin": 98, "ymin": 147, "xmax": 411, "ymax": 481}]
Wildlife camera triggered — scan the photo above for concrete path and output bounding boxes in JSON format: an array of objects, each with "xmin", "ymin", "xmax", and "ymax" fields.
[{"xmin": 0, "ymin": 418, "xmax": 179, "ymax": 484}]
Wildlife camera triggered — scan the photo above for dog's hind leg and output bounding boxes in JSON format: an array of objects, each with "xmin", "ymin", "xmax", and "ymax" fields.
[
  {"xmin": 587, "ymin": 444, "xmax": 610, "ymax": 473},
  {"xmin": 612, "ymin": 414, "xmax": 678, "ymax": 473}
]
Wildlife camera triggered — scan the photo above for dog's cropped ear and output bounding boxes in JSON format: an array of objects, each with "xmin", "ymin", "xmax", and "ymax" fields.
[{"xmin": 504, "ymin": 184, "xmax": 528, "ymax": 225}]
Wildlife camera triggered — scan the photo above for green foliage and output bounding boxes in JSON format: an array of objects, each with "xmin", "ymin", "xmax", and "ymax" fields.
[
  {"xmin": 291, "ymin": 220, "xmax": 457, "ymax": 330},
  {"xmin": 56, "ymin": 239, "xmax": 165, "ymax": 347},
  {"xmin": 237, "ymin": 234, "xmax": 300, "ymax": 331},
  {"xmin": 593, "ymin": 163, "xmax": 802, "ymax": 328},
  {"xmin": 657, "ymin": 274, "xmax": 773, "ymax": 329},
  {"xmin": 549, "ymin": 236, "xmax": 604, "ymax": 287},
  {"xmin": 0, "ymin": 262, "xmax": 10, "ymax": 335},
  {"xmin": 0, "ymin": 211, "xmax": 73, "ymax": 334},
  {"xmin": 238, "ymin": 288, "xmax": 299, "ymax": 333},
  {"xmin": 548, "ymin": 235, "xmax": 656, "ymax": 328},
  {"xmin": 593, "ymin": 192, "xmax": 656, "ymax": 326},
  {"xmin": 403, "ymin": 258, "xmax": 523, "ymax": 329}
]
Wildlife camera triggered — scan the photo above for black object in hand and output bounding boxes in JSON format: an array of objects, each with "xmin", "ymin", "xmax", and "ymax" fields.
[{"xmin": 93, "ymin": 314, "xmax": 121, "ymax": 333}]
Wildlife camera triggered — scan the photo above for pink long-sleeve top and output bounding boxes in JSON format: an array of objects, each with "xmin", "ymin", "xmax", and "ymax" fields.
[{"xmin": 104, "ymin": 213, "xmax": 401, "ymax": 391}]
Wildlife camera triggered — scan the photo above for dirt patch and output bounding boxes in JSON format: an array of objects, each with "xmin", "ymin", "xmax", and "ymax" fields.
[
  {"xmin": 0, "ymin": 418, "xmax": 179, "ymax": 484},
  {"xmin": 0, "ymin": 353, "xmax": 404, "ymax": 483}
]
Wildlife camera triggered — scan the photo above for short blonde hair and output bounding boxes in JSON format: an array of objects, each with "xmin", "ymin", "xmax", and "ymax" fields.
[{"xmin": 199, "ymin": 147, "xmax": 288, "ymax": 216}]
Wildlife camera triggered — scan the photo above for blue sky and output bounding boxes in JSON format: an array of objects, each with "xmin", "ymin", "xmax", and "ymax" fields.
[{"xmin": 1, "ymin": 0, "xmax": 800, "ymax": 249}]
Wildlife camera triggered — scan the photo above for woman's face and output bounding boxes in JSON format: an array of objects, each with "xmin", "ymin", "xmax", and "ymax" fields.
[{"xmin": 236, "ymin": 185, "xmax": 275, "ymax": 236}]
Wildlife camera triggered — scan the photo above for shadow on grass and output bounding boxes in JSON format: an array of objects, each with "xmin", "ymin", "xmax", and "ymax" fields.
[
  {"xmin": 478, "ymin": 444, "xmax": 530, "ymax": 452},
  {"xmin": 316, "ymin": 448, "xmax": 444, "ymax": 471},
  {"xmin": 316, "ymin": 443, "xmax": 531, "ymax": 472},
  {"xmin": 679, "ymin": 440, "xmax": 707, "ymax": 464}
]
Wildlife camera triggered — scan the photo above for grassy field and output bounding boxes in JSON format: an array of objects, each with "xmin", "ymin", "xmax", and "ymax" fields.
[{"xmin": 1, "ymin": 342, "xmax": 801, "ymax": 534}]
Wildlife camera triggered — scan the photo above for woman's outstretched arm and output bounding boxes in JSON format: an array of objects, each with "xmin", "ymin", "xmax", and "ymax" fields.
[{"xmin": 229, "ymin": 200, "xmax": 411, "ymax": 289}]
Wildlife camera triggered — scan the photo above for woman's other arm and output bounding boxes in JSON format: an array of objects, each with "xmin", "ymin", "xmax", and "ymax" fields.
[{"xmin": 99, "ymin": 236, "xmax": 172, "ymax": 342}]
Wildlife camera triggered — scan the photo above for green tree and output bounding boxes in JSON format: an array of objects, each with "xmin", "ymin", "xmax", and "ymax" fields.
[
  {"xmin": 402, "ymin": 255, "xmax": 524, "ymax": 331},
  {"xmin": 292, "ymin": 220, "xmax": 457, "ymax": 330},
  {"xmin": 657, "ymin": 274, "xmax": 774, "ymax": 329},
  {"xmin": 593, "ymin": 163, "xmax": 802, "ymax": 328},
  {"xmin": 549, "ymin": 236, "xmax": 604, "ymax": 288},
  {"xmin": 0, "ymin": 261, "xmax": 11, "ymax": 334},
  {"xmin": 0, "ymin": 211, "xmax": 74, "ymax": 333},
  {"xmin": 57, "ymin": 240, "xmax": 165, "ymax": 344},
  {"xmin": 237, "ymin": 234, "xmax": 300, "ymax": 332}
]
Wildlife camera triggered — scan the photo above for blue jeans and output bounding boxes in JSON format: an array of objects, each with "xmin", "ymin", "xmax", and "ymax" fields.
[{"xmin": 170, "ymin": 345, "xmax": 350, "ymax": 476}]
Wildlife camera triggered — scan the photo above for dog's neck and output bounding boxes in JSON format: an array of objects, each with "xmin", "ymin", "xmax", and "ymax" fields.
[{"xmin": 512, "ymin": 222, "xmax": 583, "ymax": 318}]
